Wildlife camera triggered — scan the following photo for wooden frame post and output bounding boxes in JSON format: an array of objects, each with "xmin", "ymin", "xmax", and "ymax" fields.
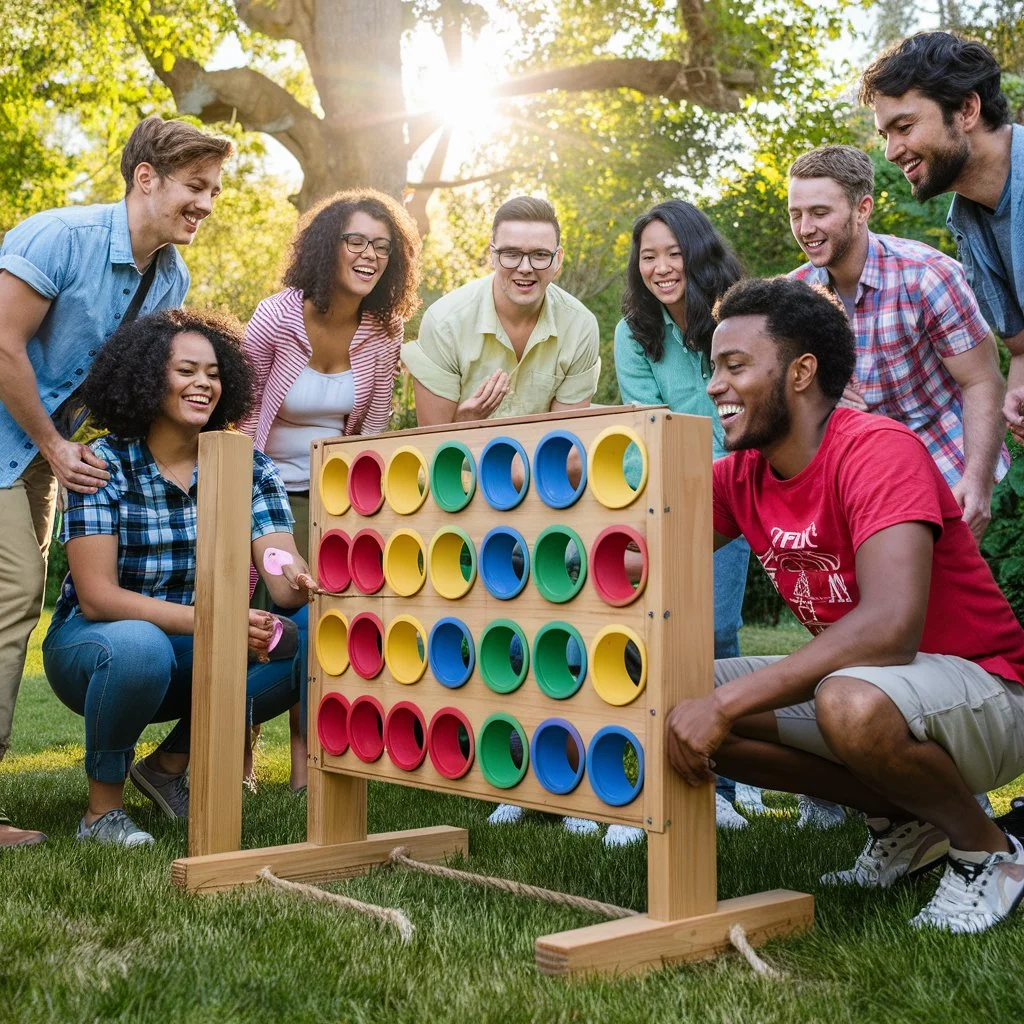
[{"xmin": 187, "ymin": 431, "xmax": 252, "ymax": 858}]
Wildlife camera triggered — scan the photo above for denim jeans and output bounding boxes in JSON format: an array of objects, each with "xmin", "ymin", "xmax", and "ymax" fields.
[{"xmin": 43, "ymin": 607, "xmax": 308, "ymax": 783}]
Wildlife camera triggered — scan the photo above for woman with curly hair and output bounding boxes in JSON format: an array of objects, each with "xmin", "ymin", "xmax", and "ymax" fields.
[
  {"xmin": 41, "ymin": 308, "xmax": 318, "ymax": 846},
  {"xmin": 240, "ymin": 188, "xmax": 420, "ymax": 790}
]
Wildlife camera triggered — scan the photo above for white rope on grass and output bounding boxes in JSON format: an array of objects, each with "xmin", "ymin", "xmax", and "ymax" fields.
[
  {"xmin": 257, "ymin": 866, "xmax": 415, "ymax": 943},
  {"xmin": 386, "ymin": 846, "xmax": 788, "ymax": 979}
]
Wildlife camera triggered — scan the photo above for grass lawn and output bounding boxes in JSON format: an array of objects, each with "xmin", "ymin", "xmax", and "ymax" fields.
[{"xmin": 2, "ymin": 615, "xmax": 1023, "ymax": 1023}]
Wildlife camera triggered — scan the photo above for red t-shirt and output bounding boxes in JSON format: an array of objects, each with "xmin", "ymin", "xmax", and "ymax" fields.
[{"xmin": 713, "ymin": 407, "xmax": 1024, "ymax": 683}]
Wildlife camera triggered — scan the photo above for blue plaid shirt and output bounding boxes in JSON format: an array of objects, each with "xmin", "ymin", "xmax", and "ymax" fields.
[{"xmin": 52, "ymin": 435, "xmax": 293, "ymax": 627}]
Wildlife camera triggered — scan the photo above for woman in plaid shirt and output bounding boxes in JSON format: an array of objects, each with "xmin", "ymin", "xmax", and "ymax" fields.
[{"xmin": 42, "ymin": 308, "xmax": 318, "ymax": 847}]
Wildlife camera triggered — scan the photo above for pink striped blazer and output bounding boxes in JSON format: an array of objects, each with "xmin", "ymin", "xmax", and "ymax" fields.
[{"xmin": 240, "ymin": 287, "xmax": 402, "ymax": 456}]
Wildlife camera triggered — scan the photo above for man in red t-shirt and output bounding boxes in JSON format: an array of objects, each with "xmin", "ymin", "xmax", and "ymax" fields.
[{"xmin": 667, "ymin": 276, "xmax": 1024, "ymax": 934}]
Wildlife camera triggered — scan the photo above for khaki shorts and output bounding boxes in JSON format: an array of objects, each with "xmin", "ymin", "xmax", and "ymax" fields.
[{"xmin": 714, "ymin": 654, "xmax": 1024, "ymax": 794}]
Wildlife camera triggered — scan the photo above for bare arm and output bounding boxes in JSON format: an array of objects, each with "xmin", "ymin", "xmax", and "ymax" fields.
[
  {"xmin": 941, "ymin": 335, "xmax": 1006, "ymax": 541},
  {"xmin": 1001, "ymin": 329, "xmax": 1024, "ymax": 443},
  {"xmin": 251, "ymin": 532, "xmax": 320, "ymax": 609},
  {"xmin": 667, "ymin": 521, "xmax": 934, "ymax": 784},
  {"xmin": 413, "ymin": 372, "xmax": 509, "ymax": 426},
  {"xmin": 0, "ymin": 271, "xmax": 109, "ymax": 492}
]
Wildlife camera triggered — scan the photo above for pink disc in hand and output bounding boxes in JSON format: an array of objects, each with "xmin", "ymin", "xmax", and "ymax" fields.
[{"xmin": 263, "ymin": 547, "xmax": 295, "ymax": 576}]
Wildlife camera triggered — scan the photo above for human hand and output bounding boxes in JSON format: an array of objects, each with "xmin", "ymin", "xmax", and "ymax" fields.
[
  {"xmin": 248, "ymin": 608, "xmax": 275, "ymax": 660},
  {"xmin": 282, "ymin": 559, "xmax": 321, "ymax": 600},
  {"xmin": 43, "ymin": 439, "xmax": 110, "ymax": 493},
  {"xmin": 1003, "ymin": 386, "xmax": 1024, "ymax": 444},
  {"xmin": 665, "ymin": 695, "xmax": 732, "ymax": 786},
  {"xmin": 455, "ymin": 371, "xmax": 509, "ymax": 422},
  {"xmin": 837, "ymin": 386, "xmax": 868, "ymax": 412},
  {"xmin": 951, "ymin": 476, "xmax": 992, "ymax": 543}
]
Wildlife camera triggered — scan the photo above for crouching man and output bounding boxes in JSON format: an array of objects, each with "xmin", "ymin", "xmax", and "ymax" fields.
[{"xmin": 667, "ymin": 276, "xmax": 1024, "ymax": 934}]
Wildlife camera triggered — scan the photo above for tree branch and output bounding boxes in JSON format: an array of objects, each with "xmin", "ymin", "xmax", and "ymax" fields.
[
  {"xmin": 151, "ymin": 56, "xmax": 323, "ymax": 169},
  {"xmin": 493, "ymin": 58, "xmax": 749, "ymax": 110},
  {"xmin": 236, "ymin": 0, "xmax": 314, "ymax": 50},
  {"xmin": 407, "ymin": 165, "xmax": 527, "ymax": 190}
]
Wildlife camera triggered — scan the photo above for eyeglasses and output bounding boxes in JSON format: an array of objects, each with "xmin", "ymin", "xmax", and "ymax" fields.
[
  {"xmin": 490, "ymin": 246, "xmax": 558, "ymax": 270},
  {"xmin": 341, "ymin": 233, "xmax": 392, "ymax": 258}
]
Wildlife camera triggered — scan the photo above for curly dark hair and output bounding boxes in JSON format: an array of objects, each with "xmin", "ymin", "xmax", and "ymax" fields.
[
  {"xmin": 622, "ymin": 201, "xmax": 743, "ymax": 365},
  {"xmin": 715, "ymin": 277, "xmax": 856, "ymax": 403},
  {"xmin": 80, "ymin": 308, "xmax": 255, "ymax": 439},
  {"xmin": 860, "ymin": 32, "xmax": 1009, "ymax": 130},
  {"xmin": 283, "ymin": 188, "xmax": 422, "ymax": 321}
]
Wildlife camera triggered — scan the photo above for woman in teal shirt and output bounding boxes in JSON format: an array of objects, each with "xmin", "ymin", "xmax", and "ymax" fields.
[{"xmin": 615, "ymin": 200, "xmax": 765, "ymax": 827}]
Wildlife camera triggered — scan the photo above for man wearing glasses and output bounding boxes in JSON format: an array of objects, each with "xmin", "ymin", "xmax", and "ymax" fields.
[{"xmin": 402, "ymin": 196, "xmax": 601, "ymax": 424}]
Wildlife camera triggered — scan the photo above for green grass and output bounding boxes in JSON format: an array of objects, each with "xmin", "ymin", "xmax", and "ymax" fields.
[{"xmin": 3, "ymin": 616, "xmax": 1023, "ymax": 1023}]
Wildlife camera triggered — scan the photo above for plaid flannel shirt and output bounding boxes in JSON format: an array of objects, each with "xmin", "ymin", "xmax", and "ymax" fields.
[
  {"xmin": 53, "ymin": 435, "xmax": 292, "ymax": 627},
  {"xmin": 793, "ymin": 232, "xmax": 1009, "ymax": 486}
]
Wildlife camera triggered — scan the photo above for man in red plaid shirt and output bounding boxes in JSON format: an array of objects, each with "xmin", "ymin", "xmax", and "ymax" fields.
[{"xmin": 788, "ymin": 144, "xmax": 1007, "ymax": 542}]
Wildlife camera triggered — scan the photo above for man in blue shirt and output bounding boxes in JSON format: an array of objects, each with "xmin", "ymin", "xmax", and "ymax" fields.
[
  {"xmin": 0, "ymin": 116, "xmax": 232, "ymax": 846},
  {"xmin": 861, "ymin": 32, "xmax": 1024, "ymax": 438}
]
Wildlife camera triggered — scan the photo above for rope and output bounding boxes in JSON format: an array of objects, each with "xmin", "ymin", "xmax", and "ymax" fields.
[
  {"xmin": 728, "ymin": 924, "xmax": 788, "ymax": 980},
  {"xmin": 257, "ymin": 866, "xmax": 414, "ymax": 943},
  {"xmin": 386, "ymin": 847, "xmax": 788, "ymax": 979},
  {"xmin": 386, "ymin": 846, "xmax": 639, "ymax": 919}
]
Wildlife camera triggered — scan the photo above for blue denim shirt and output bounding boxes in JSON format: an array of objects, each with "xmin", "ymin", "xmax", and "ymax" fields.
[
  {"xmin": 947, "ymin": 123, "xmax": 1024, "ymax": 340},
  {"xmin": 0, "ymin": 200, "xmax": 189, "ymax": 486}
]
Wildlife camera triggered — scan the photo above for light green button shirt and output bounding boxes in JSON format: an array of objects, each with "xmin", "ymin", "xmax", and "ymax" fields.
[{"xmin": 401, "ymin": 274, "xmax": 601, "ymax": 418}]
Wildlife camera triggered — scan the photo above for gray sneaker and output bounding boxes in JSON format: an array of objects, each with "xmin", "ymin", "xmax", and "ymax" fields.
[
  {"xmin": 77, "ymin": 809, "xmax": 154, "ymax": 847},
  {"xmin": 130, "ymin": 758, "xmax": 189, "ymax": 819}
]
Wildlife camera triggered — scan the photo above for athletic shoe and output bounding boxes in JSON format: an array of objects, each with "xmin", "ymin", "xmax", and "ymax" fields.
[
  {"xmin": 487, "ymin": 803, "xmax": 524, "ymax": 826},
  {"xmin": 910, "ymin": 833, "xmax": 1024, "ymax": 934},
  {"xmin": 0, "ymin": 807, "xmax": 46, "ymax": 848},
  {"xmin": 129, "ymin": 758, "xmax": 189, "ymax": 820},
  {"xmin": 77, "ymin": 809, "xmax": 154, "ymax": 848},
  {"xmin": 716, "ymin": 792, "xmax": 748, "ymax": 830},
  {"xmin": 734, "ymin": 783, "xmax": 769, "ymax": 816},
  {"xmin": 603, "ymin": 824, "xmax": 644, "ymax": 847},
  {"xmin": 821, "ymin": 818, "xmax": 948, "ymax": 888},
  {"xmin": 562, "ymin": 816, "xmax": 599, "ymax": 836},
  {"xmin": 796, "ymin": 795, "xmax": 847, "ymax": 829}
]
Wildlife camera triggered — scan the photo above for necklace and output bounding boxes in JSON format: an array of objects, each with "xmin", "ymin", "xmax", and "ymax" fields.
[{"xmin": 154, "ymin": 455, "xmax": 195, "ymax": 495}]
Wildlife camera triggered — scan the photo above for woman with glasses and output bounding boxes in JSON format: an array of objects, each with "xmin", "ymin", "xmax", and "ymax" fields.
[{"xmin": 241, "ymin": 188, "xmax": 421, "ymax": 791}]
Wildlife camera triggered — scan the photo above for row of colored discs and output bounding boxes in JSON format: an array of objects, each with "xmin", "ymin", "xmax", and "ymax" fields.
[
  {"xmin": 315, "ymin": 611, "xmax": 648, "ymax": 708},
  {"xmin": 321, "ymin": 425, "xmax": 649, "ymax": 517},
  {"xmin": 317, "ymin": 522, "xmax": 649, "ymax": 607},
  {"xmin": 317, "ymin": 692, "xmax": 644, "ymax": 807}
]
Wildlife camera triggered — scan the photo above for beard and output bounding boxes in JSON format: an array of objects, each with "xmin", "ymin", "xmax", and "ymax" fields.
[
  {"xmin": 912, "ymin": 133, "xmax": 970, "ymax": 202},
  {"xmin": 723, "ymin": 372, "xmax": 791, "ymax": 452}
]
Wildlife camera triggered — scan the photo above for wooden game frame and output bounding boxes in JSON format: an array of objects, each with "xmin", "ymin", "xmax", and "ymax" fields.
[{"xmin": 172, "ymin": 410, "xmax": 812, "ymax": 978}]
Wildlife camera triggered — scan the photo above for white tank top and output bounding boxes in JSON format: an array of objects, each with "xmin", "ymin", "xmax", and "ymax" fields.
[{"xmin": 264, "ymin": 366, "xmax": 355, "ymax": 490}]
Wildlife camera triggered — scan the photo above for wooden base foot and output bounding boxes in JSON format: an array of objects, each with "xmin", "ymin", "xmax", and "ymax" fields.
[
  {"xmin": 535, "ymin": 889, "xmax": 813, "ymax": 978},
  {"xmin": 171, "ymin": 825, "xmax": 469, "ymax": 894}
]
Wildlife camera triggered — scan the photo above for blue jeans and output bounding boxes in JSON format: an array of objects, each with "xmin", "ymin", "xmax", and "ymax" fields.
[
  {"xmin": 43, "ymin": 608, "xmax": 308, "ymax": 783},
  {"xmin": 712, "ymin": 536, "xmax": 751, "ymax": 800}
]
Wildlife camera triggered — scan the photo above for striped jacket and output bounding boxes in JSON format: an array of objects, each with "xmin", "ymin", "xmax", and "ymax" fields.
[{"xmin": 239, "ymin": 286, "xmax": 402, "ymax": 456}]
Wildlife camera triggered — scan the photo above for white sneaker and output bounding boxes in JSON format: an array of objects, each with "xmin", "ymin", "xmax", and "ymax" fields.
[
  {"xmin": 734, "ymin": 783, "xmax": 769, "ymax": 815},
  {"xmin": 77, "ymin": 809, "xmax": 154, "ymax": 848},
  {"xmin": 910, "ymin": 833, "xmax": 1024, "ymax": 934},
  {"xmin": 603, "ymin": 824, "xmax": 644, "ymax": 847},
  {"xmin": 562, "ymin": 816, "xmax": 599, "ymax": 836},
  {"xmin": 487, "ymin": 803, "xmax": 524, "ymax": 826},
  {"xmin": 821, "ymin": 818, "xmax": 948, "ymax": 888},
  {"xmin": 716, "ymin": 792, "xmax": 748, "ymax": 830},
  {"xmin": 796, "ymin": 795, "xmax": 846, "ymax": 829}
]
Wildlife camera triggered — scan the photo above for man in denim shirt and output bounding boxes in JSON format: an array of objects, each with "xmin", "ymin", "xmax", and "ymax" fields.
[
  {"xmin": 861, "ymin": 33, "xmax": 1024, "ymax": 437},
  {"xmin": 0, "ymin": 116, "xmax": 231, "ymax": 846}
]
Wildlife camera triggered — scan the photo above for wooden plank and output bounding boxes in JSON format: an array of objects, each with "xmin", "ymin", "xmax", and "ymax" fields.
[
  {"xmin": 534, "ymin": 890, "xmax": 814, "ymax": 978},
  {"xmin": 189, "ymin": 431, "xmax": 253, "ymax": 857},
  {"xmin": 645, "ymin": 413, "xmax": 717, "ymax": 921},
  {"xmin": 171, "ymin": 825, "xmax": 469, "ymax": 893}
]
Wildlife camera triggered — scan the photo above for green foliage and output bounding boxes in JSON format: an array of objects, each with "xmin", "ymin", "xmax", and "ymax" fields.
[{"xmin": 982, "ymin": 443, "xmax": 1024, "ymax": 623}]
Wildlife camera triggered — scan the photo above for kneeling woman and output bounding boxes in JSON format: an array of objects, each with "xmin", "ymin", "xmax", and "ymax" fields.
[{"xmin": 43, "ymin": 308, "xmax": 318, "ymax": 847}]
